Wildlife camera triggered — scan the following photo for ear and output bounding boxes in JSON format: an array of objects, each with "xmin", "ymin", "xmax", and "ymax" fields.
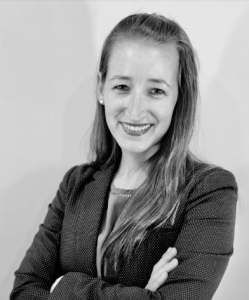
[{"xmin": 97, "ymin": 72, "xmax": 105, "ymax": 105}]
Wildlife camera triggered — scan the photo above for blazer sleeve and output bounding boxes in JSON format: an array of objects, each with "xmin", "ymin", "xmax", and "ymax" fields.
[
  {"xmin": 48, "ymin": 167, "xmax": 238, "ymax": 300},
  {"xmin": 11, "ymin": 166, "xmax": 238, "ymax": 300},
  {"xmin": 10, "ymin": 166, "xmax": 78, "ymax": 300}
]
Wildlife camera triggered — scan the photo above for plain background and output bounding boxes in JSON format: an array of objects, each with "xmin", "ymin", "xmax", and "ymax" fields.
[{"xmin": 1, "ymin": 1, "xmax": 248, "ymax": 299}]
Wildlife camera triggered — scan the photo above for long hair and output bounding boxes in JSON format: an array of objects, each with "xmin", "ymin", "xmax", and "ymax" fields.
[{"xmin": 89, "ymin": 13, "xmax": 201, "ymax": 270}]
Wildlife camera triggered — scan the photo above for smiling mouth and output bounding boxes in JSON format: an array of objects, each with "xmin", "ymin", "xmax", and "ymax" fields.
[{"xmin": 121, "ymin": 122, "xmax": 153, "ymax": 136}]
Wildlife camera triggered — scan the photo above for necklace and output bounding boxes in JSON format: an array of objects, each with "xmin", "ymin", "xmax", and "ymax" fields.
[
  {"xmin": 110, "ymin": 190, "xmax": 132, "ymax": 197},
  {"xmin": 110, "ymin": 182, "xmax": 133, "ymax": 198}
]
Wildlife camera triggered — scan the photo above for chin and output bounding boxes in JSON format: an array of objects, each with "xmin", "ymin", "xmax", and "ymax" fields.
[{"xmin": 120, "ymin": 142, "xmax": 157, "ymax": 157}]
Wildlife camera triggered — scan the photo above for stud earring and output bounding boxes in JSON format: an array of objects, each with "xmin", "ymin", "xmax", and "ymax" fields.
[{"xmin": 99, "ymin": 99, "xmax": 104, "ymax": 105}]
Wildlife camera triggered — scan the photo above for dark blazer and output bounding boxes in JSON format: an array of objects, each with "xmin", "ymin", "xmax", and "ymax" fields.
[{"xmin": 10, "ymin": 160, "xmax": 238, "ymax": 300}]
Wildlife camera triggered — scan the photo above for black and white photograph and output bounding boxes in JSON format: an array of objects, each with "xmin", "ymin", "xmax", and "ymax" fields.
[{"xmin": 0, "ymin": 1, "xmax": 248, "ymax": 299}]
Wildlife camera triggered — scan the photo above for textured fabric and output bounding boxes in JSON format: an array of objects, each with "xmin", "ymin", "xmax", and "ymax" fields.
[
  {"xmin": 10, "ymin": 160, "xmax": 238, "ymax": 300},
  {"xmin": 96, "ymin": 184, "xmax": 132, "ymax": 278}
]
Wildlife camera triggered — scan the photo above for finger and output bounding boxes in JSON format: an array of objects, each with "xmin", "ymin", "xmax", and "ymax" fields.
[
  {"xmin": 155, "ymin": 258, "xmax": 178, "ymax": 277},
  {"xmin": 162, "ymin": 247, "xmax": 177, "ymax": 258},
  {"xmin": 153, "ymin": 248, "xmax": 177, "ymax": 272},
  {"xmin": 150, "ymin": 272, "xmax": 168, "ymax": 292},
  {"xmin": 155, "ymin": 271, "xmax": 169, "ymax": 289},
  {"xmin": 151, "ymin": 259, "xmax": 178, "ymax": 291}
]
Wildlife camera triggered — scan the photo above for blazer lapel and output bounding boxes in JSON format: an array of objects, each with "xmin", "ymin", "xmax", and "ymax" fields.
[{"xmin": 75, "ymin": 162, "xmax": 117, "ymax": 276}]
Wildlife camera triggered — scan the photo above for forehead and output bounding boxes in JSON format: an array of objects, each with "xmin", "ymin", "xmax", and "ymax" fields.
[{"xmin": 106, "ymin": 38, "xmax": 179, "ymax": 80}]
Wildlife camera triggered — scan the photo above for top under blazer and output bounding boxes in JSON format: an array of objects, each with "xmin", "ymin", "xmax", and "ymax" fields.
[
  {"xmin": 10, "ymin": 159, "xmax": 238, "ymax": 300},
  {"xmin": 96, "ymin": 183, "xmax": 132, "ymax": 278}
]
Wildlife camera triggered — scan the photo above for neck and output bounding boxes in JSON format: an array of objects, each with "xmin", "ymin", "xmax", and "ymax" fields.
[
  {"xmin": 114, "ymin": 150, "xmax": 152, "ymax": 189},
  {"xmin": 120, "ymin": 152, "xmax": 142, "ymax": 173}
]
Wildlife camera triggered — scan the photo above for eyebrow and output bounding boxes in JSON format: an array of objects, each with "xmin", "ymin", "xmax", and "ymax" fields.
[
  {"xmin": 148, "ymin": 78, "xmax": 170, "ymax": 88},
  {"xmin": 110, "ymin": 75, "xmax": 131, "ymax": 81},
  {"xmin": 110, "ymin": 75, "xmax": 170, "ymax": 88}
]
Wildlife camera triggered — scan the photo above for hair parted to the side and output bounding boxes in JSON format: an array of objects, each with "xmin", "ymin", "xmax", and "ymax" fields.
[{"xmin": 89, "ymin": 13, "xmax": 206, "ymax": 271}]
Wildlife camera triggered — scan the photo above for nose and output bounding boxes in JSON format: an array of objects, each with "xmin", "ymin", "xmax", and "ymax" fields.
[{"xmin": 126, "ymin": 91, "xmax": 146, "ymax": 123}]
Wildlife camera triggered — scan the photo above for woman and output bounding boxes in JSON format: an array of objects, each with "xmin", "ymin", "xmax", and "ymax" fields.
[{"xmin": 10, "ymin": 13, "xmax": 238, "ymax": 300}]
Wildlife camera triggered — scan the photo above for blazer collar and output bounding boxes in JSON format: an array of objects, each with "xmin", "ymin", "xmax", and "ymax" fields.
[{"xmin": 75, "ymin": 159, "xmax": 119, "ymax": 276}]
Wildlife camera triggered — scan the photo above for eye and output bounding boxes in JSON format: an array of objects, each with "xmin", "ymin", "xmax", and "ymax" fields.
[
  {"xmin": 149, "ymin": 88, "xmax": 165, "ymax": 96},
  {"xmin": 114, "ymin": 85, "xmax": 129, "ymax": 92}
]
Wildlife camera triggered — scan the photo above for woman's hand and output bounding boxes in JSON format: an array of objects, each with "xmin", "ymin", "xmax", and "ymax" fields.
[
  {"xmin": 145, "ymin": 247, "xmax": 178, "ymax": 292},
  {"xmin": 50, "ymin": 276, "xmax": 64, "ymax": 293}
]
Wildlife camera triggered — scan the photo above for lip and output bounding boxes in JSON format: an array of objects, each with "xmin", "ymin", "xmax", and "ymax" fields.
[
  {"xmin": 120, "ymin": 122, "xmax": 152, "ymax": 136},
  {"xmin": 122, "ymin": 122, "xmax": 152, "ymax": 127}
]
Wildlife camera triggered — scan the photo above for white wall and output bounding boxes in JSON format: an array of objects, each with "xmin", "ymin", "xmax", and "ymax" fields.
[{"xmin": 1, "ymin": 1, "xmax": 248, "ymax": 299}]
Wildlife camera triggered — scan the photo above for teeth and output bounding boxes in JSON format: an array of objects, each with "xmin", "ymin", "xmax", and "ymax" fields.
[{"xmin": 123, "ymin": 123, "xmax": 150, "ymax": 132}]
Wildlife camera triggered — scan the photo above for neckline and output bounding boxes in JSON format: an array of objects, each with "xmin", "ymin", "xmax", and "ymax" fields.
[{"xmin": 110, "ymin": 182, "xmax": 134, "ymax": 193}]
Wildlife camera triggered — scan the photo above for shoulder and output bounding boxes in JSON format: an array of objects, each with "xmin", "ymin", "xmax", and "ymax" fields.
[
  {"xmin": 61, "ymin": 161, "xmax": 102, "ymax": 192},
  {"xmin": 187, "ymin": 159, "xmax": 237, "ymax": 191},
  {"xmin": 184, "ymin": 159, "xmax": 238, "ymax": 207}
]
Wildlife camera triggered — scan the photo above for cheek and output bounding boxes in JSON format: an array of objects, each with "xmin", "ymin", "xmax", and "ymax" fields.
[
  {"xmin": 104, "ymin": 104, "xmax": 120, "ymax": 132},
  {"xmin": 104, "ymin": 100, "xmax": 125, "ymax": 121},
  {"xmin": 156, "ymin": 103, "xmax": 176, "ymax": 124}
]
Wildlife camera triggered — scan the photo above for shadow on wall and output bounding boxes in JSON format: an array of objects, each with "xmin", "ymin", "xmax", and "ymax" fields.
[
  {"xmin": 202, "ymin": 8, "xmax": 249, "ymax": 300},
  {"xmin": 1, "ymin": 2, "xmax": 95, "ymax": 298}
]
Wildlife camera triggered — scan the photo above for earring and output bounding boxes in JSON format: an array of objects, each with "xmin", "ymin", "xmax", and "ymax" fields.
[{"xmin": 99, "ymin": 99, "xmax": 104, "ymax": 104}]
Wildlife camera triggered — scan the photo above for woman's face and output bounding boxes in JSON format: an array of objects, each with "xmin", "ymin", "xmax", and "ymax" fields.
[{"xmin": 97, "ymin": 38, "xmax": 179, "ymax": 160}]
